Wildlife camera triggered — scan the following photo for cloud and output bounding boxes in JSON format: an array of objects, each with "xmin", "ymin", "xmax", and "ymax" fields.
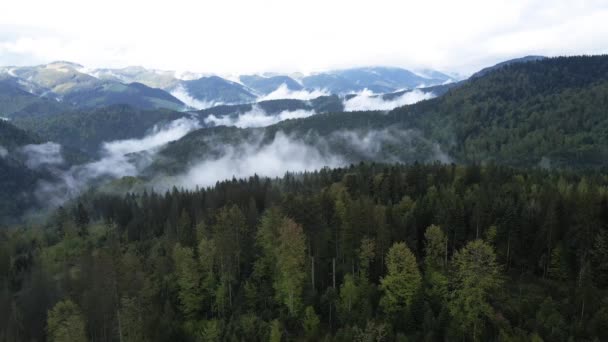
[
  {"xmin": 166, "ymin": 131, "xmax": 343, "ymax": 189},
  {"xmin": 19, "ymin": 142, "xmax": 64, "ymax": 168},
  {"xmin": 170, "ymin": 84, "xmax": 220, "ymax": 110},
  {"xmin": 34, "ymin": 117, "xmax": 200, "ymax": 206},
  {"xmin": 0, "ymin": 145, "xmax": 7, "ymax": 158},
  {"xmin": 204, "ymin": 105, "xmax": 316, "ymax": 128},
  {"xmin": 259, "ymin": 84, "xmax": 329, "ymax": 101},
  {"xmin": 159, "ymin": 127, "xmax": 450, "ymax": 190},
  {"xmin": 343, "ymin": 89, "xmax": 435, "ymax": 111}
]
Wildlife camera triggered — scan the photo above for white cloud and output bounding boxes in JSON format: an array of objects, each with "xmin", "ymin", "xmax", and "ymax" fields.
[
  {"xmin": 259, "ymin": 84, "xmax": 329, "ymax": 101},
  {"xmin": 204, "ymin": 106, "xmax": 316, "ymax": 128},
  {"xmin": 35, "ymin": 117, "xmax": 200, "ymax": 206},
  {"xmin": 168, "ymin": 132, "xmax": 343, "ymax": 189},
  {"xmin": 2, "ymin": 1, "xmax": 607, "ymax": 75},
  {"xmin": 162, "ymin": 127, "xmax": 451, "ymax": 190},
  {"xmin": 170, "ymin": 84, "xmax": 219, "ymax": 110},
  {"xmin": 343, "ymin": 89, "xmax": 435, "ymax": 111}
]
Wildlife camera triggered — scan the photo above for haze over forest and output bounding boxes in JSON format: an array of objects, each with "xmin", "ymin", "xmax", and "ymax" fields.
[{"xmin": 1, "ymin": 1, "xmax": 608, "ymax": 342}]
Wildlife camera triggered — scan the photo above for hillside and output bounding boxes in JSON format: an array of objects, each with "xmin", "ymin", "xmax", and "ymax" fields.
[
  {"xmin": 0, "ymin": 62, "xmax": 186, "ymax": 111},
  {"xmin": 155, "ymin": 55, "xmax": 608, "ymax": 172},
  {"xmin": 239, "ymin": 75, "xmax": 303, "ymax": 95},
  {"xmin": 0, "ymin": 121, "xmax": 55, "ymax": 221},
  {"xmin": 13, "ymin": 105, "xmax": 187, "ymax": 155},
  {"xmin": 0, "ymin": 76, "xmax": 73, "ymax": 118},
  {"xmin": 391, "ymin": 55, "xmax": 608, "ymax": 168},
  {"xmin": 179, "ymin": 76, "xmax": 257, "ymax": 105}
]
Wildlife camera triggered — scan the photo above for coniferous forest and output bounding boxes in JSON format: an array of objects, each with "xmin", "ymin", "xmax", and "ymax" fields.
[{"xmin": 2, "ymin": 163, "xmax": 607, "ymax": 341}]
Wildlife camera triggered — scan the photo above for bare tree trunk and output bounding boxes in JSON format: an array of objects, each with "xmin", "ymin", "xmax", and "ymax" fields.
[
  {"xmin": 117, "ymin": 309, "xmax": 123, "ymax": 342},
  {"xmin": 444, "ymin": 235, "xmax": 448, "ymax": 269},
  {"xmin": 311, "ymin": 255, "xmax": 315, "ymax": 292},
  {"xmin": 332, "ymin": 258, "xmax": 336, "ymax": 289},
  {"xmin": 506, "ymin": 234, "xmax": 511, "ymax": 270},
  {"xmin": 580, "ymin": 297, "xmax": 585, "ymax": 324}
]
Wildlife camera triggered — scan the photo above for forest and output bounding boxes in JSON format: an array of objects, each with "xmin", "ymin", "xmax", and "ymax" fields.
[{"xmin": 1, "ymin": 162, "xmax": 607, "ymax": 341}]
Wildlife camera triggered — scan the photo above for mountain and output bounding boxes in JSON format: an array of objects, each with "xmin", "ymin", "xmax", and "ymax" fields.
[
  {"xmin": 301, "ymin": 66, "xmax": 452, "ymax": 93},
  {"xmin": 150, "ymin": 55, "xmax": 608, "ymax": 174},
  {"xmin": 0, "ymin": 62, "xmax": 186, "ymax": 112},
  {"xmin": 61, "ymin": 81, "xmax": 185, "ymax": 111},
  {"xmin": 13, "ymin": 105, "xmax": 187, "ymax": 155},
  {"xmin": 89, "ymin": 66, "xmax": 181, "ymax": 89},
  {"xmin": 239, "ymin": 75, "xmax": 303, "ymax": 95},
  {"xmin": 196, "ymin": 95, "xmax": 343, "ymax": 122},
  {"xmin": 470, "ymin": 55, "xmax": 547, "ymax": 79},
  {"xmin": 0, "ymin": 75, "xmax": 73, "ymax": 118},
  {"xmin": 177, "ymin": 76, "xmax": 257, "ymax": 106}
]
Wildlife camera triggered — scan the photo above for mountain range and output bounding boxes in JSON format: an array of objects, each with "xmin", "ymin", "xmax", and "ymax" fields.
[
  {"xmin": 7, "ymin": 54, "xmax": 608, "ymax": 223},
  {"xmin": 0, "ymin": 61, "xmax": 457, "ymax": 116}
]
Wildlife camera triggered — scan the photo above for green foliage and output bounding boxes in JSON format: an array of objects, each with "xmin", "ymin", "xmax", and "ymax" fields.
[
  {"xmin": 173, "ymin": 244, "xmax": 203, "ymax": 318},
  {"xmin": 449, "ymin": 239, "xmax": 501, "ymax": 340},
  {"xmin": 13, "ymin": 105, "xmax": 185, "ymax": 155},
  {"xmin": 47, "ymin": 300, "xmax": 87, "ymax": 342},
  {"xmin": 380, "ymin": 242, "xmax": 422, "ymax": 315},
  {"xmin": 302, "ymin": 306, "xmax": 320, "ymax": 340},
  {"xmin": 269, "ymin": 319, "xmax": 282, "ymax": 342},
  {"xmin": 274, "ymin": 218, "xmax": 307, "ymax": 316},
  {"xmin": 118, "ymin": 297, "xmax": 145, "ymax": 342},
  {"xmin": 2, "ymin": 163, "xmax": 608, "ymax": 341},
  {"xmin": 424, "ymin": 225, "xmax": 447, "ymax": 271}
]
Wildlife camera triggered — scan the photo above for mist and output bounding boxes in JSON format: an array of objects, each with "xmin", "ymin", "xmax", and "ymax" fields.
[
  {"xmin": 204, "ymin": 105, "xmax": 316, "ymax": 128},
  {"xmin": 259, "ymin": 84, "xmax": 329, "ymax": 101},
  {"xmin": 33, "ymin": 117, "xmax": 200, "ymax": 206},
  {"xmin": 343, "ymin": 89, "xmax": 435, "ymax": 111},
  {"xmin": 161, "ymin": 127, "xmax": 450, "ymax": 190},
  {"xmin": 166, "ymin": 132, "xmax": 343, "ymax": 189},
  {"xmin": 19, "ymin": 142, "xmax": 64, "ymax": 169},
  {"xmin": 170, "ymin": 84, "xmax": 220, "ymax": 110}
]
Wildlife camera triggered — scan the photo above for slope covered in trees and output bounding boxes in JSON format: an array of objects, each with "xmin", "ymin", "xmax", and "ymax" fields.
[
  {"xmin": 391, "ymin": 55, "xmax": 608, "ymax": 168},
  {"xmin": 1, "ymin": 163, "xmax": 607, "ymax": 341},
  {"xmin": 156, "ymin": 55, "xmax": 608, "ymax": 172},
  {"xmin": 13, "ymin": 105, "xmax": 187, "ymax": 155}
]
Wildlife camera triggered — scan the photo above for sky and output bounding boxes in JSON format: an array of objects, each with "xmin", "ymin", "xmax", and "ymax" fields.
[{"xmin": 1, "ymin": 0, "xmax": 607, "ymax": 75}]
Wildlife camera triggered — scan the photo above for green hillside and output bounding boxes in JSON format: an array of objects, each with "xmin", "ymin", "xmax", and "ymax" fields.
[{"xmin": 13, "ymin": 105, "xmax": 187, "ymax": 155}]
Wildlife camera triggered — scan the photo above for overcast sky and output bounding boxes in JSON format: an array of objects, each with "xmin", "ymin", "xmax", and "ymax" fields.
[{"xmin": 1, "ymin": 0, "xmax": 607, "ymax": 75}]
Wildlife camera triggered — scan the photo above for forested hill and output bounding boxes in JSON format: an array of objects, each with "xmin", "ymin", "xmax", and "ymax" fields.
[
  {"xmin": 152, "ymin": 55, "xmax": 608, "ymax": 173},
  {"xmin": 2, "ymin": 163, "xmax": 607, "ymax": 341},
  {"xmin": 0, "ymin": 121, "xmax": 52, "ymax": 220},
  {"xmin": 13, "ymin": 105, "xmax": 187, "ymax": 155},
  {"xmin": 389, "ymin": 55, "xmax": 608, "ymax": 168}
]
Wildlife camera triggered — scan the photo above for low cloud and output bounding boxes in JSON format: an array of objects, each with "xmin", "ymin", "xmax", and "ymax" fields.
[
  {"xmin": 343, "ymin": 89, "xmax": 435, "ymax": 111},
  {"xmin": 34, "ymin": 117, "xmax": 200, "ymax": 206},
  {"xmin": 19, "ymin": 142, "xmax": 64, "ymax": 168},
  {"xmin": 259, "ymin": 83, "xmax": 329, "ymax": 101},
  {"xmin": 170, "ymin": 84, "xmax": 220, "ymax": 110},
  {"xmin": 204, "ymin": 105, "xmax": 316, "ymax": 128},
  {"xmin": 166, "ymin": 132, "xmax": 343, "ymax": 189},
  {"xmin": 0, "ymin": 145, "xmax": 7, "ymax": 158},
  {"xmin": 159, "ymin": 127, "xmax": 450, "ymax": 190}
]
